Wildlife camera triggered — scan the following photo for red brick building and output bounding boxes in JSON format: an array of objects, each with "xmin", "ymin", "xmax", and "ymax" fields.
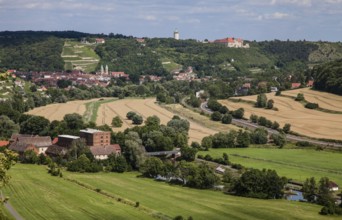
[{"xmin": 79, "ymin": 128, "xmax": 111, "ymax": 146}]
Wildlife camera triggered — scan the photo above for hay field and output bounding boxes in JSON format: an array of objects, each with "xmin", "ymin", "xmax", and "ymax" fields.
[
  {"xmin": 26, "ymin": 98, "xmax": 101, "ymax": 121},
  {"xmin": 281, "ymin": 88, "xmax": 342, "ymax": 111},
  {"xmin": 97, "ymin": 98, "xmax": 217, "ymax": 143},
  {"xmin": 219, "ymin": 93, "xmax": 342, "ymax": 140}
]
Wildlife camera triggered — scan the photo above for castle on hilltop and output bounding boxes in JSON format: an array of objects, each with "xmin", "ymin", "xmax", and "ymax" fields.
[{"xmin": 214, "ymin": 37, "xmax": 250, "ymax": 48}]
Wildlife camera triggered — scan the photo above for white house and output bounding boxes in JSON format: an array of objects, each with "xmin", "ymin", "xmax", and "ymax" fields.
[{"xmin": 90, "ymin": 144, "xmax": 121, "ymax": 160}]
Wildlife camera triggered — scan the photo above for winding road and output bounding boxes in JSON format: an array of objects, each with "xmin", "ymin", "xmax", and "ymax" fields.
[{"xmin": 200, "ymin": 102, "xmax": 342, "ymax": 148}]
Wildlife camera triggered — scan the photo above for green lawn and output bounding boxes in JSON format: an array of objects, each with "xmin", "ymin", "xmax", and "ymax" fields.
[
  {"xmin": 199, "ymin": 148, "xmax": 342, "ymax": 186},
  {"xmin": 3, "ymin": 164, "xmax": 153, "ymax": 220},
  {"xmin": 64, "ymin": 169, "xmax": 335, "ymax": 220}
]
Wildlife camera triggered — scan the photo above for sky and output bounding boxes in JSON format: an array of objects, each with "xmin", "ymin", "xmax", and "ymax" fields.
[{"xmin": 0, "ymin": 0, "xmax": 342, "ymax": 41}]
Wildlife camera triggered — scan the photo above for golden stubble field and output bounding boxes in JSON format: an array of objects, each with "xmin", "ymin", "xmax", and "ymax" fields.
[
  {"xmin": 28, "ymin": 98, "xmax": 218, "ymax": 143},
  {"xmin": 219, "ymin": 91, "xmax": 342, "ymax": 140},
  {"xmin": 96, "ymin": 98, "xmax": 217, "ymax": 143},
  {"xmin": 26, "ymin": 99, "xmax": 94, "ymax": 121},
  {"xmin": 281, "ymin": 88, "xmax": 342, "ymax": 111}
]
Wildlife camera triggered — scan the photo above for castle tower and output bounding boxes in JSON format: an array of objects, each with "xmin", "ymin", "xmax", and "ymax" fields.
[
  {"xmin": 101, "ymin": 65, "xmax": 104, "ymax": 75},
  {"xmin": 174, "ymin": 29, "xmax": 179, "ymax": 40},
  {"xmin": 105, "ymin": 65, "xmax": 108, "ymax": 75}
]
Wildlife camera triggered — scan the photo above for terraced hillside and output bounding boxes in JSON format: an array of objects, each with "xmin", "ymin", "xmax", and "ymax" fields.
[{"xmin": 61, "ymin": 40, "xmax": 100, "ymax": 72}]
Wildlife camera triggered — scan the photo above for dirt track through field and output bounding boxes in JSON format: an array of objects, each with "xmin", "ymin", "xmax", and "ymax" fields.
[{"xmin": 220, "ymin": 92, "xmax": 342, "ymax": 140}]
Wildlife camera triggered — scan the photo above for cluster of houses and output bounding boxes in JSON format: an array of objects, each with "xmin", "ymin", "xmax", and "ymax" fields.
[
  {"xmin": 172, "ymin": 66, "xmax": 198, "ymax": 81},
  {"xmin": 234, "ymin": 79, "xmax": 315, "ymax": 96},
  {"xmin": 14, "ymin": 70, "xmax": 164, "ymax": 88},
  {"xmin": 8, "ymin": 128, "xmax": 121, "ymax": 160}
]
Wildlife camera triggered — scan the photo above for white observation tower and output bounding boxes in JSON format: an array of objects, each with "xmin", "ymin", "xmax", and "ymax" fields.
[{"xmin": 174, "ymin": 29, "xmax": 179, "ymax": 40}]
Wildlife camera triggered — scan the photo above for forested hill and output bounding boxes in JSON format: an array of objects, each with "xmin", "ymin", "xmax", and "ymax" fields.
[
  {"xmin": 0, "ymin": 31, "xmax": 92, "ymax": 71},
  {"xmin": 1, "ymin": 31, "xmax": 342, "ymax": 75},
  {"xmin": 311, "ymin": 59, "xmax": 342, "ymax": 95}
]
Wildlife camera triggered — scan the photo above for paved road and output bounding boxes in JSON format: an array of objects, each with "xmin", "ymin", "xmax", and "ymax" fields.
[
  {"xmin": 200, "ymin": 102, "xmax": 342, "ymax": 148},
  {"xmin": 4, "ymin": 201, "xmax": 24, "ymax": 220}
]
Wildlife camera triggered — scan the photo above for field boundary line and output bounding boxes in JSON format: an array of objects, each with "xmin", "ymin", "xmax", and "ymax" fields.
[
  {"xmin": 83, "ymin": 98, "xmax": 117, "ymax": 123},
  {"xmin": 63, "ymin": 177, "xmax": 172, "ymax": 220},
  {"xmin": 230, "ymin": 153, "xmax": 342, "ymax": 175}
]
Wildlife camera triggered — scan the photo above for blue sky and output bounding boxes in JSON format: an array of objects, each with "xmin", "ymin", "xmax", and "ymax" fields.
[{"xmin": 1, "ymin": 0, "xmax": 342, "ymax": 41}]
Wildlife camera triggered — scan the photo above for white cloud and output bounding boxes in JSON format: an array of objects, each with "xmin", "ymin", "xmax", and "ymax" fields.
[
  {"xmin": 258, "ymin": 12, "xmax": 290, "ymax": 20},
  {"xmin": 270, "ymin": 0, "xmax": 312, "ymax": 6},
  {"xmin": 324, "ymin": 0, "xmax": 342, "ymax": 3},
  {"xmin": 142, "ymin": 15, "xmax": 157, "ymax": 21},
  {"xmin": 0, "ymin": 0, "xmax": 116, "ymax": 11}
]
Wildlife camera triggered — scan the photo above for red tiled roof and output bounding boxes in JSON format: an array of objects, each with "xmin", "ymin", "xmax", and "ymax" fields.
[
  {"xmin": 307, "ymin": 80, "xmax": 314, "ymax": 87},
  {"xmin": 17, "ymin": 136, "xmax": 52, "ymax": 147},
  {"xmin": 0, "ymin": 141, "xmax": 9, "ymax": 147},
  {"xmin": 243, "ymin": 83, "xmax": 251, "ymax": 88},
  {"xmin": 328, "ymin": 181, "xmax": 339, "ymax": 188},
  {"xmin": 111, "ymin": 72, "xmax": 129, "ymax": 78},
  {"xmin": 291, "ymin": 83, "xmax": 301, "ymax": 89},
  {"xmin": 52, "ymin": 137, "xmax": 58, "ymax": 144}
]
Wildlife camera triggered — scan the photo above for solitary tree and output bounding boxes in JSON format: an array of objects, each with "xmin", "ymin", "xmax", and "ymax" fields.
[
  {"xmin": 221, "ymin": 114, "xmax": 232, "ymax": 124},
  {"xmin": 256, "ymin": 93, "xmax": 267, "ymax": 108},
  {"xmin": 232, "ymin": 108, "xmax": 244, "ymax": 119},
  {"xmin": 140, "ymin": 157, "xmax": 164, "ymax": 178},
  {"xmin": 132, "ymin": 115, "xmax": 143, "ymax": 125},
  {"xmin": 302, "ymin": 177, "xmax": 317, "ymax": 203},
  {"xmin": 282, "ymin": 123, "xmax": 291, "ymax": 133},
  {"xmin": 266, "ymin": 99, "xmax": 274, "ymax": 109},
  {"xmin": 271, "ymin": 133, "xmax": 287, "ymax": 148},
  {"xmin": 211, "ymin": 111, "xmax": 222, "ymax": 121},
  {"xmin": 111, "ymin": 116, "xmax": 123, "ymax": 127},
  {"xmin": 126, "ymin": 111, "xmax": 137, "ymax": 120},
  {"xmin": 317, "ymin": 177, "xmax": 335, "ymax": 206},
  {"xmin": 0, "ymin": 115, "xmax": 19, "ymax": 139},
  {"xmin": 295, "ymin": 93, "xmax": 305, "ymax": 101},
  {"xmin": 201, "ymin": 136, "xmax": 213, "ymax": 150}
]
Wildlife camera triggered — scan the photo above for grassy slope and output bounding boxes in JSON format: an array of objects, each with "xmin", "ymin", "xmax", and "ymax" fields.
[
  {"xmin": 64, "ymin": 169, "xmax": 336, "ymax": 220},
  {"xmin": 3, "ymin": 165, "xmax": 153, "ymax": 220},
  {"xmin": 200, "ymin": 147, "xmax": 342, "ymax": 186}
]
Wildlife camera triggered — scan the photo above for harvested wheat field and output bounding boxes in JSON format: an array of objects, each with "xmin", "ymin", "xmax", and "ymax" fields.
[
  {"xmin": 97, "ymin": 98, "xmax": 217, "ymax": 143},
  {"xmin": 26, "ymin": 99, "xmax": 97, "ymax": 121},
  {"xmin": 219, "ymin": 93, "xmax": 342, "ymax": 140},
  {"xmin": 281, "ymin": 88, "xmax": 342, "ymax": 111}
]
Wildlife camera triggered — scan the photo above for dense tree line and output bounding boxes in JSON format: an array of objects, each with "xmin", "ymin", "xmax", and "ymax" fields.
[
  {"xmin": 302, "ymin": 177, "xmax": 342, "ymax": 215},
  {"xmin": 311, "ymin": 59, "xmax": 342, "ymax": 95},
  {"xmin": 95, "ymin": 39, "xmax": 167, "ymax": 82},
  {"xmin": 140, "ymin": 157, "xmax": 219, "ymax": 189},
  {"xmin": 231, "ymin": 168, "xmax": 286, "ymax": 199},
  {"xmin": 0, "ymin": 37, "xmax": 65, "ymax": 71},
  {"xmin": 259, "ymin": 40, "xmax": 318, "ymax": 66}
]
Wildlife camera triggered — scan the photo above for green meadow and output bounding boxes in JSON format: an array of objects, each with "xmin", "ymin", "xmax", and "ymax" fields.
[
  {"xmin": 3, "ymin": 165, "xmax": 153, "ymax": 220},
  {"xmin": 3, "ymin": 162, "xmax": 340, "ymax": 220},
  {"xmin": 199, "ymin": 147, "xmax": 342, "ymax": 186},
  {"xmin": 64, "ymin": 169, "xmax": 333, "ymax": 220}
]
